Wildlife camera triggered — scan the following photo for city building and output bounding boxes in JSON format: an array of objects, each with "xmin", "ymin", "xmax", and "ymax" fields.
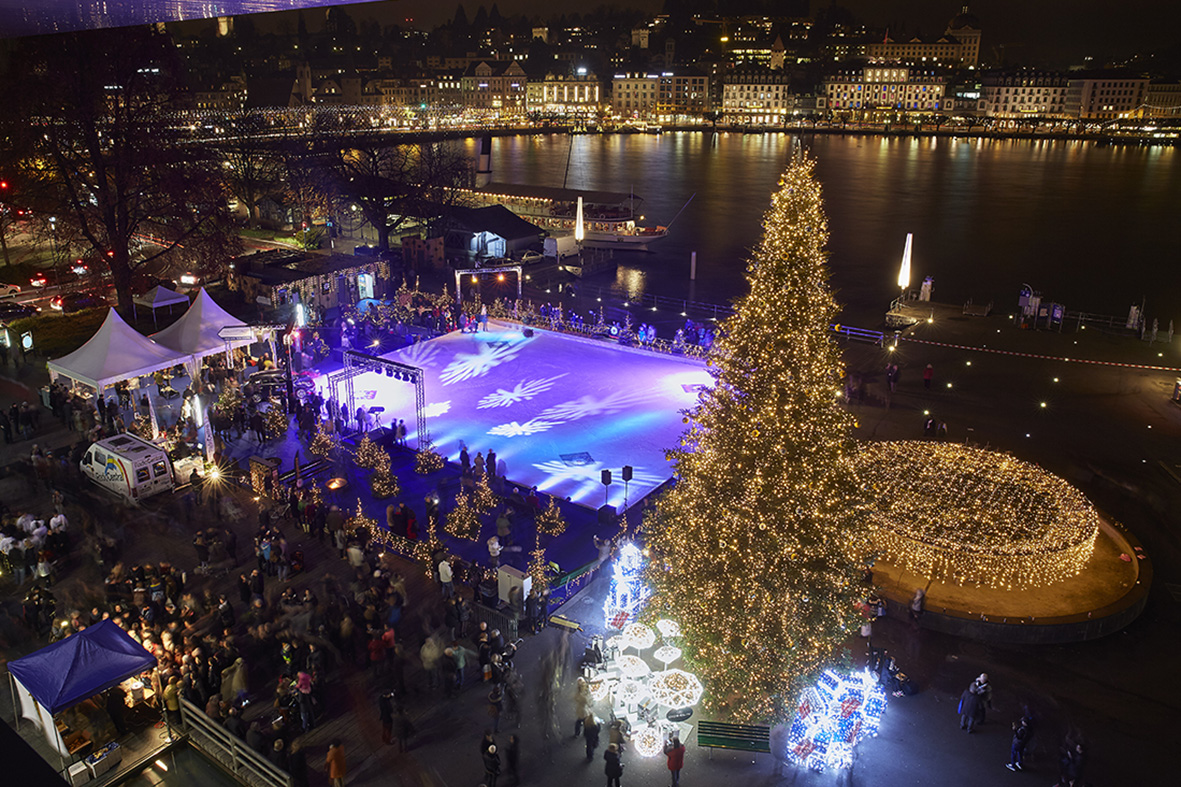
[
  {"xmin": 980, "ymin": 70, "xmax": 1070, "ymax": 118},
  {"xmin": 612, "ymin": 70, "xmax": 711, "ymax": 121},
  {"xmin": 821, "ymin": 67, "xmax": 951, "ymax": 118},
  {"xmin": 460, "ymin": 60, "xmax": 528, "ymax": 115},
  {"xmin": 722, "ymin": 67, "xmax": 795, "ymax": 125},
  {"xmin": 1139, "ymin": 82, "xmax": 1181, "ymax": 119},
  {"xmin": 525, "ymin": 70, "xmax": 603, "ymax": 118},
  {"xmin": 865, "ymin": 7, "xmax": 981, "ymax": 68},
  {"xmin": 1064, "ymin": 73, "xmax": 1149, "ymax": 120}
]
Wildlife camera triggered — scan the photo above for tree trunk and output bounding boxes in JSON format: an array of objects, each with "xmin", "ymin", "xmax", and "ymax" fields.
[
  {"xmin": 110, "ymin": 248, "xmax": 135, "ymax": 315},
  {"xmin": 0, "ymin": 230, "xmax": 9, "ymax": 266}
]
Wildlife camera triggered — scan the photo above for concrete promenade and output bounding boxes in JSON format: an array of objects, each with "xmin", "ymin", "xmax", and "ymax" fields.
[{"xmin": 1, "ymin": 294, "xmax": 1179, "ymax": 787}]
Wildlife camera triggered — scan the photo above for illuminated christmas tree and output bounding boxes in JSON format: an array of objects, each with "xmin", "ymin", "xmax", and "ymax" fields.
[
  {"xmin": 445, "ymin": 491, "xmax": 481, "ymax": 541},
  {"xmin": 263, "ymin": 401, "xmax": 289, "ymax": 441},
  {"xmin": 345, "ymin": 499, "xmax": 378, "ymax": 537},
  {"xmin": 536, "ymin": 496, "xmax": 567, "ymax": 538},
  {"xmin": 218, "ymin": 383, "xmax": 243, "ymax": 413},
  {"xmin": 370, "ymin": 456, "xmax": 401, "ymax": 499},
  {"xmin": 415, "ymin": 437, "xmax": 444, "ymax": 475},
  {"xmin": 472, "ymin": 474, "xmax": 497, "ymax": 515},
  {"xmin": 527, "ymin": 533, "xmax": 557, "ymax": 591},
  {"xmin": 309, "ymin": 421, "xmax": 341, "ymax": 459},
  {"xmin": 641, "ymin": 153, "xmax": 871, "ymax": 724},
  {"xmin": 354, "ymin": 434, "xmax": 382, "ymax": 470}
]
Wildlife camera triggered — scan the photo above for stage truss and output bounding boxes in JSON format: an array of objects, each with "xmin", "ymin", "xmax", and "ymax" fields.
[{"xmin": 329, "ymin": 350, "xmax": 429, "ymax": 449}]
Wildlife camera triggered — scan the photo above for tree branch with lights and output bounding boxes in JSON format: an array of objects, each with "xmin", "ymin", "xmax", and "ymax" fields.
[{"xmin": 641, "ymin": 152, "xmax": 872, "ymax": 724}]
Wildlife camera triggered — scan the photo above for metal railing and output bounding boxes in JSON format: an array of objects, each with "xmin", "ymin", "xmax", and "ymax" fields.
[
  {"xmin": 831, "ymin": 324, "xmax": 887, "ymax": 345},
  {"xmin": 473, "ymin": 600, "xmax": 519, "ymax": 642},
  {"xmin": 180, "ymin": 699, "xmax": 292, "ymax": 787},
  {"xmin": 536, "ymin": 280, "xmax": 738, "ymax": 322}
]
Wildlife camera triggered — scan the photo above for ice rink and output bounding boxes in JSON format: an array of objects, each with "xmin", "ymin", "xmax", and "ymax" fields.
[{"xmin": 328, "ymin": 322, "xmax": 711, "ymax": 511}]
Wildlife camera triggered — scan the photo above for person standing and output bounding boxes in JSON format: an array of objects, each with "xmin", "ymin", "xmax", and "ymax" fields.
[
  {"xmin": 505, "ymin": 734, "xmax": 520, "ymax": 785},
  {"xmin": 604, "ymin": 742, "xmax": 624, "ymax": 787},
  {"xmin": 923, "ymin": 363, "xmax": 934, "ymax": 389},
  {"xmin": 970, "ymin": 673, "xmax": 994, "ymax": 723},
  {"xmin": 483, "ymin": 743, "xmax": 501, "ymax": 787},
  {"xmin": 1007, "ymin": 716, "xmax": 1030, "ymax": 771},
  {"xmin": 439, "ymin": 556, "xmax": 454, "ymax": 599},
  {"xmin": 326, "ymin": 740, "xmax": 347, "ymax": 787},
  {"xmin": 583, "ymin": 714, "xmax": 601, "ymax": 762},
  {"xmin": 573, "ymin": 678, "xmax": 593, "ymax": 737},
  {"xmin": 958, "ymin": 685, "xmax": 982, "ymax": 733},
  {"xmin": 664, "ymin": 736, "xmax": 685, "ymax": 786}
]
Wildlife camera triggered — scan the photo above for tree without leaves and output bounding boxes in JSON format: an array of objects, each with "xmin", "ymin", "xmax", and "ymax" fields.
[
  {"xmin": 215, "ymin": 111, "xmax": 285, "ymax": 229},
  {"xmin": 0, "ymin": 27, "xmax": 237, "ymax": 312},
  {"xmin": 324, "ymin": 141, "xmax": 472, "ymax": 251}
]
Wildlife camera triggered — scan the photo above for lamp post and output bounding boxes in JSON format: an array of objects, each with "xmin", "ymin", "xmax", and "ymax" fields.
[{"xmin": 48, "ymin": 216, "xmax": 60, "ymax": 285}]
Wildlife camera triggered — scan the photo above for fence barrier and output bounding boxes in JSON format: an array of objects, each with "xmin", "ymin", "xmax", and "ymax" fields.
[{"xmin": 180, "ymin": 698, "xmax": 293, "ymax": 787}]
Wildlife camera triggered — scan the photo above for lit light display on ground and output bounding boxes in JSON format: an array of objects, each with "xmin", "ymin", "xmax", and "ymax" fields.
[
  {"xmin": 604, "ymin": 542, "xmax": 650, "ymax": 630},
  {"xmin": 647, "ymin": 669, "xmax": 704, "ymax": 709},
  {"xmin": 860, "ymin": 441, "xmax": 1100, "ymax": 589},
  {"xmin": 787, "ymin": 669, "xmax": 888, "ymax": 772}
]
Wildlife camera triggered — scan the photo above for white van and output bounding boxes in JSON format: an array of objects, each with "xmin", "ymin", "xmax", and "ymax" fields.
[{"xmin": 80, "ymin": 433, "xmax": 175, "ymax": 501}]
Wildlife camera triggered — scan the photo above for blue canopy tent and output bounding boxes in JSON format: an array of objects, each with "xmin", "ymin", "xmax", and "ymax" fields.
[{"xmin": 8, "ymin": 620, "xmax": 157, "ymax": 767}]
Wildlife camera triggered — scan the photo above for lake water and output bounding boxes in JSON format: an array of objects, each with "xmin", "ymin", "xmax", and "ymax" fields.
[{"xmin": 477, "ymin": 133, "xmax": 1181, "ymax": 327}]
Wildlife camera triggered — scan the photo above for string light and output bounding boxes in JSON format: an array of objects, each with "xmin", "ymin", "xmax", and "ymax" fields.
[
  {"xmin": 445, "ymin": 492, "xmax": 481, "ymax": 541},
  {"xmin": 641, "ymin": 153, "xmax": 871, "ymax": 724},
  {"xmin": 472, "ymin": 475, "xmax": 498, "ymax": 515},
  {"xmin": 354, "ymin": 434, "xmax": 382, "ymax": 470},
  {"xmin": 604, "ymin": 542, "xmax": 650, "ymax": 631},
  {"xmin": 647, "ymin": 669, "xmax": 704, "ymax": 708},
  {"xmin": 309, "ymin": 422, "xmax": 341, "ymax": 459},
  {"xmin": 859, "ymin": 441, "xmax": 1100, "ymax": 590},
  {"xmin": 787, "ymin": 669, "xmax": 888, "ymax": 772},
  {"xmin": 527, "ymin": 533, "xmax": 557, "ymax": 590},
  {"xmin": 415, "ymin": 437, "xmax": 444, "ymax": 475},
  {"xmin": 535, "ymin": 496, "xmax": 568, "ymax": 538},
  {"xmin": 263, "ymin": 400, "xmax": 289, "ymax": 440}
]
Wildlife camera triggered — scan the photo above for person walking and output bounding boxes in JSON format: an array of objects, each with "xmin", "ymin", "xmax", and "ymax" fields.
[
  {"xmin": 583, "ymin": 714, "xmax": 601, "ymax": 762},
  {"xmin": 505, "ymin": 734, "xmax": 520, "ymax": 785},
  {"xmin": 573, "ymin": 677, "xmax": 593, "ymax": 736},
  {"xmin": 970, "ymin": 673, "xmax": 994, "ymax": 723},
  {"xmin": 664, "ymin": 736, "xmax": 685, "ymax": 786},
  {"xmin": 958, "ymin": 685, "xmax": 982, "ymax": 733},
  {"xmin": 483, "ymin": 743, "xmax": 501, "ymax": 787},
  {"xmin": 326, "ymin": 740, "xmax": 347, "ymax": 787},
  {"xmin": 604, "ymin": 742, "xmax": 624, "ymax": 787},
  {"xmin": 1007, "ymin": 716, "xmax": 1031, "ymax": 771},
  {"xmin": 923, "ymin": 363, "xmax": 934, "ymax": 389}
]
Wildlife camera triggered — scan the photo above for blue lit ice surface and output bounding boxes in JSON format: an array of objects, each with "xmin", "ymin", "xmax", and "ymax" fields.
[
  {"xmin": 787, "ymin": 669, "xmax": 888, "ymax": 771},
  {"xmin": 320, "ymin": 323, "xmax": 711, "ymax": 510}
]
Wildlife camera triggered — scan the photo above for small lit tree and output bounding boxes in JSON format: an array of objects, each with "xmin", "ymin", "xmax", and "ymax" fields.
[
  {"xmin": 536, "ymin": 496, "xmax": 567, "ymax": 538},
  {"xmin": 415, "ymin": 436, "xmax": 444, "ymax": 475},
  {"xmin": 445, "ymin": 492, "xmax": 481, "ymax": 541},
  {"xmin": 263, "ymin": 401, "xmax": 289, "ymax": 441}
]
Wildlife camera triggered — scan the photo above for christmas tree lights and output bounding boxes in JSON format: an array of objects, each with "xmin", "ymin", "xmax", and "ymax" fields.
[
  {"xmin": 415, "ymin": 437, "xmax": 444, "ymax": 475},
  {"xmin": 786, "ymin": 669, "xmax": 888, "ymax": 772},
  {"xmin": 345, "ymin": 500, "xmax": 377, "ymax": 537},
  {"xmin": 604, "ymin": 542, "xmax": 650, "ymax": 631},
  {"xmin": 859, "ymin": 441, "xmax": 1100, "ymax": 589},
  {"xmin": 536, "ymin": 496, "xmax": 567, "ymax": 538},
  {"xmin": 527, "ymin": 534, "xmax": 557, "ymax": 590},
  {"xmin": 354, "ymin": 434, "xmax": 382, "ymax": 470},
  {"xmin": 218, "ymin": 383, "xmax": 242, "ymax": 413},
  {"xmin": 445, "ymin": 492, "xmax": 481, "ymax": 541},
  {"xmin": 370, "ymin": 459, "xmax": 401, "ymax": 500},
  {"xmin": 641, "ymin": 153, "xmax": 871, "ymax": 724},
  {"xmin": 309, "ymin": 422, "xmax": 340, "ymax": 459},
  {"xmin": 263, "ymin": 401, "xmax": 289, "ymax": 441},
  {"xmin": 472, "ymin": 475, "xmax": 497, "ymax": 514}
]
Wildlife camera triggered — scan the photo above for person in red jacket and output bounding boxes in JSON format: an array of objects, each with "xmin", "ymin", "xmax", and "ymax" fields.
[{"xmin": 664, "ymin": 736, "xmax": 685, "ymax": 786}]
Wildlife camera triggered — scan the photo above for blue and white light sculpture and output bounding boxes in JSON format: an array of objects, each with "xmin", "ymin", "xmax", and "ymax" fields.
[
  {"xmin": 786, "ymin": 669, "xmax": 888, "ymax": 772},
  {"xmin": 604, "ymin": 542, "xmax": 650, "ymax": 630}
]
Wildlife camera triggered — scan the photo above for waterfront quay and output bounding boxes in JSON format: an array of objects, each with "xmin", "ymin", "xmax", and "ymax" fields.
[{"xmin": 2, "ymin": 289, "xmax": 1180, "ymax": 787}]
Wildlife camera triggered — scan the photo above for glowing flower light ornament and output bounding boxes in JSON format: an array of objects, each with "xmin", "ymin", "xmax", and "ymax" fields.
[
  {"xmin": 633, "ymin": 725, "xmax": 664, "ymax": 758},
  {"xmin": 615, "ymin": 655, "xmax": 651, "ymax": 679},
  {"xmin": 656, "ymin": 619, "xmax": 681, "ymax": 639},
  {"xmin": 604, "ymin": 542, "xmax": 650, "ymax": 630},
  {"xmin": 615, "ymin": 679, "xmax": 649, "ymax": 706},
  {"xmin": 622, "ymin": 622, "xmax": 656, "ymax": 652},
  {"xmin": 786, "ymin": 669, "xmax": 888, "ymax": 772},
  {"xmin": 648, "ymin": 669, "xmax": 704, "ymax": 708},
  {"xmin": 653, "ymin": 645, "xmax": 682, "ymax": 669}
]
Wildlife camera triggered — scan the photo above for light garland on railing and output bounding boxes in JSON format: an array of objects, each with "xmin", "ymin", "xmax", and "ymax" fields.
[
  {"xmin": 859, "ymin": 441, "xmax": 1100, "ymax": 589},
  {"xmin": 787, "ymin": 669, "xmax": 887, "ymax": 772}
]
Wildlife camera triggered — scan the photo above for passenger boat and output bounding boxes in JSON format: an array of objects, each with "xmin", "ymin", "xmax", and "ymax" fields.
[{"xmin": 462, "ymin": 182, "xmax": 670, "ymax": 251}]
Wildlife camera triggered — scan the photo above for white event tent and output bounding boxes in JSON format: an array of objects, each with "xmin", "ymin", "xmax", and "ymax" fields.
[
  {"xmin": 132, "ymin": 285, "xmax": 189, "ymax": 329},
  {"xmin": 47, "ymin": 308, "xmax": 186, "ymax": 394},
  {"xmin": 150, "ymin": 288, "xmax": 253, "ymax": 368}
]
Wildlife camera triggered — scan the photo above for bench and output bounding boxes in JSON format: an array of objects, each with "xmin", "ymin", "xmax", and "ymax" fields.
[{"xmin": 696, "ymin": 720, "xmax": 772, "ymax": 759}]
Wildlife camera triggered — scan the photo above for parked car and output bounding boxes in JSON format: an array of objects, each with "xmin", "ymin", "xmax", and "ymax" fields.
[
  {"xmin": 0, "ymin": 282, "xmax": 21, "ymax": 297},
  {"xmin": 0, "ymin": 302, "xmax": 39, "ymax": 322},
  {"xmin": 51, "ymin": 291, "xmax": 109, "ymax": 313}
]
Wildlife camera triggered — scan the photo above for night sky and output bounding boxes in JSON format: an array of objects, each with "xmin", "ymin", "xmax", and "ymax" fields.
[{"xmin": 1, "ymin": 0, "xmax": 1178, "ymax": 67}]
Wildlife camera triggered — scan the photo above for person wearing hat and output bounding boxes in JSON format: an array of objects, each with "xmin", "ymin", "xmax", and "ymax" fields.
[
  {"xmin": 482, "ymin": 742, "xmax": 501, "ymax": 787},
  {"xmin": 604, "ymin": 742, "xmax": 624, "ymax": 787}
]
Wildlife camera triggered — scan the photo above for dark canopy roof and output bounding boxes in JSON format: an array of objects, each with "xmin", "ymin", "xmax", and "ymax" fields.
[{"xmin": 8, "ymin": 620, "xmax": 157, "ymax": 715}]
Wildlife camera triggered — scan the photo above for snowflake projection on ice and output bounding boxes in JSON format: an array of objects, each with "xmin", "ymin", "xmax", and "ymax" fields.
[
  {"xmin": 787, "ymin": 669, "xmax": 888, "ymax": 772},
  {"xmin": 422, "ymin": 401, "xmax": 451, "ymax": 418},
  {"xmin": 488, "ymin": 419, "xmax": 559, "ymax": 438},
  {"xmin": 439, "ymin": 342, "xmax": 521, "ymax": 385},
  {"xmin": 398, "ymin": 341, "xmax": 443, "ymax": 368},
  {"xmin": 477, "ymin": 374, "xmax": 568, "ymax": 409},
  {"xmin": 536, "ymin": 389, "xmax": 651, "ymax": 423}
]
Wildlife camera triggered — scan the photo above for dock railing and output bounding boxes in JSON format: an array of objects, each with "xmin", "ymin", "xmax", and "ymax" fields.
[{"xmin": 180, "ymin": 699, "xmax": 292, "ymax": 787}]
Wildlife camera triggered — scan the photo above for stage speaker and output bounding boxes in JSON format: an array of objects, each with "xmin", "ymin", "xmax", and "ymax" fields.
[
  {"xmin": 622, "ymin": 465, "xmax": 633, "ymax": 482},
  {"xmin": 601, "ymin": 469, "xmax": 612, "ymax": 486},
  {"xmin": 598, "ymin": 504, "xmax": 617, "ymax": 524},
  {"xmin": 523, "ymin": 328, "xmax": 534, "ymax": 337}
]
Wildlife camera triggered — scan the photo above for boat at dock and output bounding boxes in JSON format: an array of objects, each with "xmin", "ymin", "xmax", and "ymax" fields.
[{"xmin": 461, "ymin": 182, "xmax": 670, "ymax": 251}]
